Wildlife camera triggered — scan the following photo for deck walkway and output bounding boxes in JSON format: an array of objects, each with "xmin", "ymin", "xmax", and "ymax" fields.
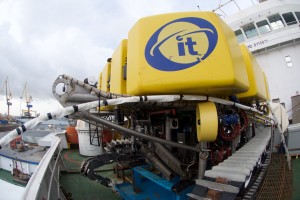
[{"xmin": 292, "ymin": 157, "xmax": 300, "ymax": 200}]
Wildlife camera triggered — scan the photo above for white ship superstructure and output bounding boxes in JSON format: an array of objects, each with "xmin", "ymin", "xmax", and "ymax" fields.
[{"xmin": 226, "ymin": 0, "xmax": 300, "ymax": 122}]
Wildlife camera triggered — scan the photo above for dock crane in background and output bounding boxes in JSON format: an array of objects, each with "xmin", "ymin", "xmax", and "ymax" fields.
[
  {"xmin": 1, "ymin": 77, "xmax": 13, "ymax": 118},
  {"xmin": 21, "ymin": 82, "xmax": 34, "ymax": 118}
]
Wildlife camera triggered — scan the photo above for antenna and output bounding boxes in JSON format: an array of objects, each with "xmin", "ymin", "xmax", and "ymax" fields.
[{"xmin": 212, "ymin": 0, "xmax": 248, "ymax": 17}]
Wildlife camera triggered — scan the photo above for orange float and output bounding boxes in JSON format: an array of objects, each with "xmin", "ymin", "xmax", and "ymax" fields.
[{"xmin": 65, "ymin": 126, "xmax": 79, "ymax": 144}]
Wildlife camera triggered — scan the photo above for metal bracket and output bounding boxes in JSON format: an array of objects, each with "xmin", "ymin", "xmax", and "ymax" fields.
[{"xmin": 195, "ymin": 179, "xmax": 239, "ymax": 194}]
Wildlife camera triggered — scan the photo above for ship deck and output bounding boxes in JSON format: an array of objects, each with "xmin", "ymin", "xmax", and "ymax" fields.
[
  {"xmin": 293, "ymin": 157, "xmax": 300, "ymax": 200},
  {"xmin": 0, "ymin": 169, "xmax": 27, "ymax": 187},
  {"xmin": 59, "ymin": 147, "xmax": 300, "ymax": 200},
  {"xmin": 60, "ymin": 149, "xmax": 121, "ymax": 200}
]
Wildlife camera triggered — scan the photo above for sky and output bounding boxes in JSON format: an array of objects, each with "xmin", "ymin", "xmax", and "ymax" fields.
[{"xmin": 0, "ymin": 0, "xmax": 257, "ymax": 117}]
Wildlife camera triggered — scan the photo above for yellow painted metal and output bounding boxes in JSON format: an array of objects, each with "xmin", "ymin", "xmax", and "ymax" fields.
[
  {"xmin": 101, "ymin": 61, "xmax": 111, "ymax": 92},
  {"xmin": 263, "ymin": 72, "xmax": 271, "ymax": 101},
  {"xmin": 237, "ymin": 44, "xmax": 267, "ymax": 102},
  {"xmin": 97, "ymin": 72, "xmax": 102, "ymax": 90},
  {"xmin": 196, "ymin": 102, "xmax": 218, "ymax": 142},
  {"xmin": 100, "ymin": 62, "xmax": 113, "ymax": 111},
  {"xmin": 99, "ymin": 105, "xmax": 114, "ymax": 111},
  {"xmin": 110, "ymin": 39, "xmax": 128, "ymax": 94},
  {"xmin": 126, "ymin": 12, "xmax": 249, "ymax": 96}
]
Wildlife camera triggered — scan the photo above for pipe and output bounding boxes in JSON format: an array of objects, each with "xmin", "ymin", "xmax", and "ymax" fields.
[
  {"xmin": 165, "ymin": 116, "xmax": 171, "ymax": 145},
  {"xmin": 67, "ymin": 94, "xmax": 99, "ymax": 102},
  {"xmin": 198, "ymin": 142, "xmax": 207, "ymax": 178},
  {"xmin": 82, "ymin": 112, "xmax": 203, "ymax": 153},
  {"xmin": 149, "ymin": 109, "xmax": 176, "ymax": 116},
  {"xmin": 61, "ymin": 74, "xmax": 130, "ymax": 99}
]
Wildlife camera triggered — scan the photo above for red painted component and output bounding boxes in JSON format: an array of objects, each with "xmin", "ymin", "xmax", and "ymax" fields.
[
  {"xmin": 102, "ymin": 129, "xmax": 112, "ymax": 143},
  {"xmin": 149, "ymin": 109, "xmax": 176, "ymax": 116},
  {"xmin": 10, "ymin": 136, "xmax": 22, "ymax": 149}
]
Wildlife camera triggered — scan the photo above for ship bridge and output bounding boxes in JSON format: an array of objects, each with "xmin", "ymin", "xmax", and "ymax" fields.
[
  {"xmin": 226, "ymin": 0, "xmax": 300, "ymax": 53},
  {"xmin": 225, "ymin": 0, "xmax": 300, "ymax": 122}
]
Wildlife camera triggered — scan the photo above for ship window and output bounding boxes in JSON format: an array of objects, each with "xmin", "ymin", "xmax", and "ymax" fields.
[
  {"xmin": 295, "ymin": 12, "xmax": 300, "ymax": 22},
  {"xmin": 272, "ymin": 98, "xmax": 280, "ymax": 103},
  {"xmin": 268, "ymin": 14, "xmax": 285, "ymax": 30},
  {"xmin": 285, "ymin": 55, "xmax": 293, "ymax": 68},
  {"xmin": 256, "ymin": 20, "xmax": 271, "ymax": 34},
  {"xmin": 282, "ymin": 12, "xmax": 297, "ymax": 26},
  {"xmin": 242, "ymin": 23, "xmax": 258, "ymax": 38},
  {"xmin": 234, "ymin": 29, "xmax": 245, "ymax": 42}
]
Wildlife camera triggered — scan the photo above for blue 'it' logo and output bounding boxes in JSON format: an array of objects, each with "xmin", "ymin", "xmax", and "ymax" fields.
[{"xmin": 145, "ymin": 17, "xmax": 218, "ymax": 71}]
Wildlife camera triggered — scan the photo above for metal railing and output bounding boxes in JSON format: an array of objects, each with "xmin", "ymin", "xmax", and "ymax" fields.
[
  {"xmin": 22, "ymin": 137, "xmax": 66, "ymax": 200},
  {"xmin": 47, "ymin": 150, "xmax": 62, "ymax": 200}
]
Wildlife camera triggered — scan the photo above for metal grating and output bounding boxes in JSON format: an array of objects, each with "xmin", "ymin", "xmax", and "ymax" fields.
[{"xmin": 256, "ymin": 153, "xmax": 293, "ymax": 200}]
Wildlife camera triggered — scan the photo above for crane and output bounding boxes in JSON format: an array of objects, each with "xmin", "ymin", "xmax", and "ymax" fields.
[
  {"xmin": 1, "ymin": 76, "xmax": 13, "ymax": 118},
  {"xmin": 21, "ymin": 82, "xmax": 33, "ymax": 118}
]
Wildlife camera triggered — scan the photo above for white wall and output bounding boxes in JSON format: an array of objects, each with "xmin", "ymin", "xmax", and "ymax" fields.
[
  {"xmin": 0, "ymin": 157, "xmax": 13, "ymax": 173},
  {"xmin": 255, "ymin": 44, "xmax": 300, "ymax": 115}
]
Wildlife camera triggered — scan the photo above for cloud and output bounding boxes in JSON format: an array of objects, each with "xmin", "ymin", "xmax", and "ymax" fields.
[
  {"xmin": 0, "ymin": 0, "xmax": 254, "ymax": 116},
  {"xmin": 0, "ymin": 0, "xmax": 116, "ymax": 116}
]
